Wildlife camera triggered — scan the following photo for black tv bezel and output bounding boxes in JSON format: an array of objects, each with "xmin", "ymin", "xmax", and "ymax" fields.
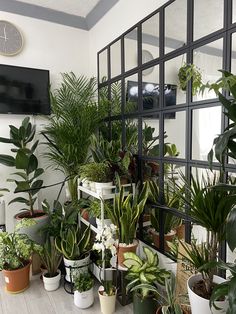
[{"xmin": 0, "ymin": 64, "xmax": 51, "ymax": 115}]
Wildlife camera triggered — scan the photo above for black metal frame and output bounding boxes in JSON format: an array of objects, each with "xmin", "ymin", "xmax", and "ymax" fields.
[{"xmin": 97, "ymin": 0, "xmax": 236, "ymax": 262}]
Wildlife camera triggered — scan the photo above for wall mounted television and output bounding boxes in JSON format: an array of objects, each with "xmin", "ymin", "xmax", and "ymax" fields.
[
  {"xmin": 127, "ymin": 81, "xmax": 177, "ymax": 118},
  {"xmin": 0, "ymin": 64, "xmax": 50, "ymax": 115}
]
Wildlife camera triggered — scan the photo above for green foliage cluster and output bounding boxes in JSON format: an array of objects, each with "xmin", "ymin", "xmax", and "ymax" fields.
[
  {"xmin": 178, "ymin": 62, "xmax": 202, "ymax": 96},
  {"xmin": 106, "ymin": 180, "xmax": 149, "ymax": 244},
  {"xmin": 43, "ymin": 73, "xmax": 106, "ymax": 202},
  {"xmin": 74, "ymin": 272, "xmax": 94, "ymax": 292},
  {"xmin": 0, "ymin": 231, "xmax": 41, "ymax": 270},
  {"xmin": 55, "ymin": 224, "xmax": 91, "ymax": 260},
  {"xmin": 79, "ymin": 162, "xmax": 112, "ymax": 183},
  {"xmin": 40, "ymin": 238, "xmax": 62, "ymax": 277},
  {"xmin": 124, "ymin": 247, "xmax": 170, "ymax": 299},
  {"xmin": 0, "ymin": 117, "xmax": 44, "ymax": 216}
]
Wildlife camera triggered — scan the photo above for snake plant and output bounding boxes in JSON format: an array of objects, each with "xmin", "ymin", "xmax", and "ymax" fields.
[
  {"xmin": 55, "ymin": 225, "xmax": 91, "ymax": 260},
  {"xmin": 106, "ymin": 181, "xmax": 149, "ymax": 245}
]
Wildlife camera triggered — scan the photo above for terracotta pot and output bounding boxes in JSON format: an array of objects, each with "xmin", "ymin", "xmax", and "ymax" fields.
[
  {"xmin": 117, "ymin": 240, "xmax": 138, "ymax": 267},
  {"xmin": 156, "ymin": 306, "xmax": 189, "ymax": 314},
  {"xmin": 3, "ymin": 262, "xmax": 31, "ymax": 293},
  {"xmin": 80, "ymin": 208, "xmax": 89, "ymax": 221},
  {"xmin": 150, "ymin": 229, "xmax": 176, "ymax": 252},
  {"xmin": 175, "ymin": 224, "xmax": 185, "ymax": 239}
]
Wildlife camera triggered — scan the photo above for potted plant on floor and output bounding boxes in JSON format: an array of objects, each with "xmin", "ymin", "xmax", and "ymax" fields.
[
  {"xmin": 0, "ymin": 117, "xmax": 49, "ymax": 244},
  {"xmin": 173, "ymin": 171, "xmax": 236, "ymax": 314},
  {"xmin": 0, "ymin": 229, "xmax": 41, "ymax": 293},
  {"xmin": 40, "ymin": 238, "xmax": 62, "ymax": 291},
  {"xmin": 73, "ymin": 272, "xmax": 94, "ymax": 309},
  {"xmin": 156, "ymin": 273, "xmax": 189, "ymax": 314},
  {"xmin": 55, "ymin": 224, "xmax": 91, "ymax": 283},
  {"xmin": 80, "ymin": 162, "xmax": 113, "ymax": 194},
  {"xmin": 124, "ymin": 246, "xmax": 170, "ymax": 314},
  {"xmin": 93, "ymin": 223, "xmax": 117, "ymax": 314},
  {"xmin": 106, "ymin": 180, "xmax": 149, "ymax": 267}
]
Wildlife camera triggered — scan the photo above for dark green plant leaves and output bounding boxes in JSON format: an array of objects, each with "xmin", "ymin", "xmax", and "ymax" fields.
[
  {"xmin": 0, "ymin": 154, "xmax": 15, "ymax": 167},
  {"xmin": 14, "ymin": 181, "xmax": 30, "ymax": 193},
  {"xmin": 9, "ymin": 197, "xmax": 29, "ymax": 205},
  {"xmin": 31, "ymin": 180, "xmax": 43, "ymax": 196},
  {"xmin": 27, "ymin": 154, "xmax": 38, "ymax": 174},
  {"xmin": 15, "ymin": 149, "xmax": 29, "ymax": 169},
  {"xmin": 226, "ymin": 207, "xmax": 236, "ymax": 251}
]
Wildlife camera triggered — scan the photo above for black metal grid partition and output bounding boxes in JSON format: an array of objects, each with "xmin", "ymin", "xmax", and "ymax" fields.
[{"xmin": 97, "ymin": 0, "xmax": 236, "ymax": 261}]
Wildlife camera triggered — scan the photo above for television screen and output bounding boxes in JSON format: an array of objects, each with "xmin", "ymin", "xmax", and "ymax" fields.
[
  {"xmin": 127, "ymin": 81, "xmax": 177, "ymax": 118},
  {"xmin": 0, "ymin": 64, "xmax": 50, "ymax": 115}
]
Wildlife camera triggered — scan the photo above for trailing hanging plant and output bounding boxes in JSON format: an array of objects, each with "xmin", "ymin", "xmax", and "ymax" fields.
[{"xmin": 178, "ymin": 63, "xmax": 202, "ymax": 96}]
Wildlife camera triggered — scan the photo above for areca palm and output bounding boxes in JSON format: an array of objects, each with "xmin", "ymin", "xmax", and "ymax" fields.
[{"xmin": 43, "ymin": 73, "xmax": 105, "ymax": 202}]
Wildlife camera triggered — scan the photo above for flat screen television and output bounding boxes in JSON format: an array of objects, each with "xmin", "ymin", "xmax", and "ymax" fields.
[
  {"xmin": 127, "ymin": 81, "xmax": 177, "ymax": 118},
  {"xmin": 0, "ymin": 64, "xmax": 50, "ymax": 115}
]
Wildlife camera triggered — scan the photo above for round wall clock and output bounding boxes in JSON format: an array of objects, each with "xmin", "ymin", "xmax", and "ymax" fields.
[
  {"xmin": 0, "ymin": 21, "xmax": 23, "ymax": 56},
  {"xmin": 142, "ymin": 50, "xmax": 154, "ymax": 76}
]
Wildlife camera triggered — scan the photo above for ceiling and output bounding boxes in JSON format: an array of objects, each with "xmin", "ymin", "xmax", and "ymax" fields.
[
  {"xmin": 1, "ymin": 0, "xmax": 119, "ymax": 30},
  {"xmin": 13, "ymin": 0, "xmax": 100, "ymax": 18}
]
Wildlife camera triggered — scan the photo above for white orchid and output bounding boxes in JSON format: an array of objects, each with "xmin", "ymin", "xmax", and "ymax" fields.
[{"xmin": 93, "ymin": 224, "xmax": 117, "ymax": 257}]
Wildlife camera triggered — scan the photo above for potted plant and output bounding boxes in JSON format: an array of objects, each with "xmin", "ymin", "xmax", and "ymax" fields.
[
  {"xmin": 106, "ymin": 180, "xmax": 149, "ymax": 267},
  {"xmin": 40, "ymin": 238, "xmax": 62, "ymax": 291},
  {"xmin": 0, "ymin": 229, "xmax": 41, "ymax": 293},
  {"xmin": 43, "ymin": 73, "xmax": 106, "ymax": 203},
  {"xmin": 0, "ymin": 117, "xmax": 49, "ymax": 244},
  {"xmin": 93, "ymin": 224, "xmax": 117, "ymax": 314},
  {"xmin": 124, "ymin": 246, "xmax": 170, "ymax": 314},
  {"xmin": 156, "ymin": 273, "xmax": 189, "ymax": 314},
  {"xmin": 173, "ymin": 171, "xmax": 236, "ymax": 314},
  {"xmin": 178, "ymin": 62, "xmax": 202, "ymax": 96},
  {"xmin": 89, "ymin": 199, "xmax": 112, "ymax": 227},
  {"xmin": 73, "ymin": 272, "xmax": 94, "ymax": 309},
  {"xmin": 80, "ymin": 162, "xmax": 113, "ymax": 194},
  {"xmin": 55, "ymin": 224, "xmax": 91, "ymax": 283}
]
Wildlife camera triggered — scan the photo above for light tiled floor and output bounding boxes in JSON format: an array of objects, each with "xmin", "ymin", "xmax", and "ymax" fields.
[{"xmin": 0, "ymin": 273, "xmax": 133, "ymax": 314}]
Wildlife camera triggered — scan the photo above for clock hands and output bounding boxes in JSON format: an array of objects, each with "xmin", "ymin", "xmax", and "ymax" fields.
[{"xmin": 0, "ymin": 25, "xmax": 8, "ymax": 41}]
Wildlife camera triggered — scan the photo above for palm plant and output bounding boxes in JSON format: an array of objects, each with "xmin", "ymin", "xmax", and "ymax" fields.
[
  {"xmin": 40, "ymin": 238, "xmax": 62, "ymax": 277},
  {"xmin": 43, "ymin": 73, "xmax": 106, "ymax": 202}
]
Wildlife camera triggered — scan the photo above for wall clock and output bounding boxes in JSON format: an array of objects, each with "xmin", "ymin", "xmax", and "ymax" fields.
[
  {"xmin": 0, "ymin": 21, "xmax": 23, "ymax": 56},
  {"xmin": 142, "ymin": 50, "xmax": 154, "ymax": 75}
]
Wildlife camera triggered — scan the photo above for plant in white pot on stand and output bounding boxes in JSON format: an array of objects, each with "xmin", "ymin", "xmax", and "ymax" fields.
[
  {"xmin": 80, "ymin": 162, "xmax": 113, "ymax": 194},
  {"xmin": 173, "ymin": 172, "xmax": 236, "ymax": 314},
  {"xmin": 40, "ymin": 238, "xmax": 62, "ymax": 291},
  {"xmin": 55, "ymin": 224, "xmax": 91, "ymax": 283},
  {"xmin": 73, "ymin": 272, "xmax": 94, "ymax": 309},
  {"xmin": 93, "ymin": 224, "xmax": 117, "ymax": 314},
  {"xmin": 89, "ymin": 199, "xmax": 113, "ymax": 228}
]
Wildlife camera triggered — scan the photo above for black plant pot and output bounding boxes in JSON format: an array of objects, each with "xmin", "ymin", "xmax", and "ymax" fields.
[{"xmin": 133, "ymin": 292, "xmax": 159, "ymax": 314}]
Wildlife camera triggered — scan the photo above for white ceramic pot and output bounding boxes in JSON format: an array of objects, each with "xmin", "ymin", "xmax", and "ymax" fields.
[
  {"xmin": 89, "ymin": 181, "xmax": 96, "ymax": 192},
  {"xmin": 43, "ymin": 270, "xmax": 61, "ymax": 291},
  {"xmin": 74, "ymin": 287, "xmax": 94, "ymax": 309},
  {"xmin": 0, "ymin": 199, "xmax": 5, "ymax": 225},
  {"xmin": 98, "ymin": 286, "xmax": 116, "ymax": 314},
  {"xmin": 95, "ymin": 182, "xmax": 113, "ymax": 195},
  {"xmin": 82, "ymin": 179, "xmax": 90, "ymax": 189},
  {"xmin": 96, "ymin": 218, "xmax": 112, "ymax": 228},
  {"xmin": 92, "ymin": 263, "xmax": 113, "ymax": 282},
  {"xmin": 63, "ymin": 254, "xmax": 90, "ymax": 283},
  {"xmin": 187, "ymin": 274, "xmax": 228, "ymax": 314}
]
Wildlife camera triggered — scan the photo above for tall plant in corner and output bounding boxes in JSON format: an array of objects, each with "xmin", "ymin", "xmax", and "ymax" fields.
[
  {"xmin": 43, "ymin": 73, "xmax": 106, "ymax": 203},
  {"xmin": 0, "ymin": 117, "xmax": 44, "ymax": 217}
]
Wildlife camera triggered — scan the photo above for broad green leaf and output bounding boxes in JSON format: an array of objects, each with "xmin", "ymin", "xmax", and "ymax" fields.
[
  {"xmin": 9, "ymin": 197, "xmax": 29, "ymax": 205},
  {"xmin": 226, "ymin": 207, "xmax": 236, "ymax": 251},
  {"xmin": 11, "ymin": 172, "xmax": 27, "ymax": 180},
  {"xmin": 27, "ymin": 154, "xmax": 38, "ymax": 174},
  {"xmin": 0, "ymin": 154, "xmax": 15, "ymax": 167},
  {"xmin": 14, "ymin": 181, "xmax": 30, "ymax": 193},
  {"xmin": 31, "ymin": 180, "xmax": 43, "ymax": 196},
  {"xmin": 15, "ymin": 150, "xmax": 29, "ymax": 169},
  {"xmin": 123, "ymin": 252, "xmax": 142, "ymax": 266}
]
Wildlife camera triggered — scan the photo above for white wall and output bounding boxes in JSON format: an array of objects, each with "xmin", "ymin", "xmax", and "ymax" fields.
[
  {"xmin": 88, "ymin": 0, "xmax": 168, "ymax": 76},
  {"xmin": 0, "ymin": 11, "xmax": 90, "ymax": 231}
]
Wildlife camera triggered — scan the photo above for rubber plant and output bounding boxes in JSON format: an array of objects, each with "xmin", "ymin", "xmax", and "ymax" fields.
[{"xmin": 0, "ymin": 117, "xmax": 44, "ymax": 217}]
